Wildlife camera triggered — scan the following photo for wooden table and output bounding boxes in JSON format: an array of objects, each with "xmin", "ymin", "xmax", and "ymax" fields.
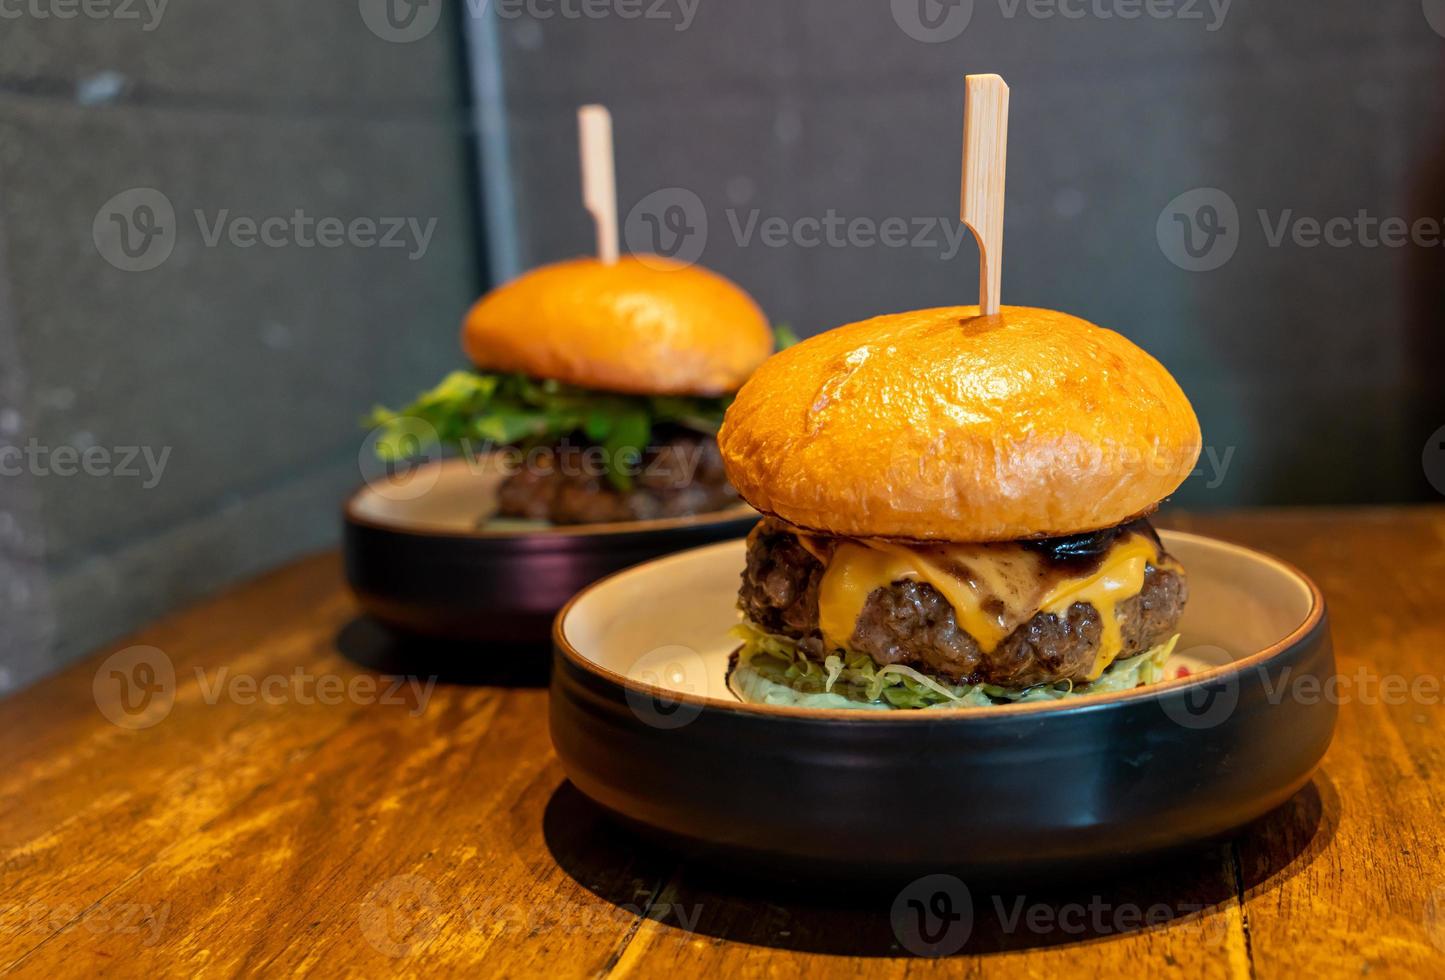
[{"xmin": 3, "ymin": 507, "xmax": 1444, "ymax": 977}]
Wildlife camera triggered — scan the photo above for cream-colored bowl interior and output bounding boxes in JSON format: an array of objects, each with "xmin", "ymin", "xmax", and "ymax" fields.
[
  {"xmin": 349, "ymin": 456, "xmax": 755, "ymax": 535},
  {"xmin": 560, "ymin": 531, "xmax": 1319, "ymax": 710}
]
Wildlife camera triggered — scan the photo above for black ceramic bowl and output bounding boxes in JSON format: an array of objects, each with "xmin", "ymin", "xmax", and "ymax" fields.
[
  {"xmin": 551, "ymin": 531, "xmax": 1335, "ymax": 879},
  {"xmin": 344, "ymin": 457, "xmax": 759, "ymax": 644}
]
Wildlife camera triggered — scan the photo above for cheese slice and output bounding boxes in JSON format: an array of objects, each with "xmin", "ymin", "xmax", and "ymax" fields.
[{"xmin": 814, "ymin": 530, "xmax": 1162, "ymax": 681}]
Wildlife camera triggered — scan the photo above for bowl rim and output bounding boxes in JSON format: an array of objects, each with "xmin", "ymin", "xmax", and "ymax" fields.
[
  {"xmin": 344, "ymin": 457, "xmax": 759, "ymax": 542},
  {"xmin": 552, "ymin": 529, "xmax": 1328, "ymax": 723}
]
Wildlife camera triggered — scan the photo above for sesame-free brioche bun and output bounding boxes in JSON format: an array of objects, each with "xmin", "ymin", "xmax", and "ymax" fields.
[
  {"xmin": 461, "ymin": 255, "xmax": 771, "ymax": 396},
  {"xmin": 718, "ymin": 306, "xmax": 1201, "ymax": 542}
]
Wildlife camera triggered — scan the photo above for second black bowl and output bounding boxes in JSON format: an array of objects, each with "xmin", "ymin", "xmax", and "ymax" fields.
[{"xmin": 344, "ymin": 457, "xmax": 759, "ymax": 645}]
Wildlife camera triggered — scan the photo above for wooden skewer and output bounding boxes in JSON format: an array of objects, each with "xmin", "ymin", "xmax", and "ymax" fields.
[
  {"xmin": 961, "ymin": 74, "xmax": 1010, "ymax": 315},
  {"xmin": 578, "ymin": 104, "xmax": 619, "ymax": 265}
]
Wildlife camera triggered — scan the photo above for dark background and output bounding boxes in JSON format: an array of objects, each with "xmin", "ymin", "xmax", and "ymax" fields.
[{"xmin": 1, "ymin": 0, "xmax": 1442, "ymax": 689}]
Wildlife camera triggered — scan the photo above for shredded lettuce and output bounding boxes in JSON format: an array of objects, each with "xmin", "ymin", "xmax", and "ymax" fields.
[{"xmin": 728, "ymin": 624, "xmax": 1180, "ymax": 711}]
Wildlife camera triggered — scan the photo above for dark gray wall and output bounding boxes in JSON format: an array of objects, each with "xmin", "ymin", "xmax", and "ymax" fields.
[
  {"xmin": 0, "ymin": 4, "xmax": 480, "ymax": 691},
  {"xmin": 485, "ymin": 0, "xmax": 1445, "ymax": 509}
]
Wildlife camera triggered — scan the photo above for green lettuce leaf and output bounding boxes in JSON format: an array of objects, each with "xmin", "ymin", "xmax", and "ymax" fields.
[
  {"xmin": 365, "ymin": 371, "xmax": 732, "ymax": 491},
  {"xmin": 728, "ymin": 623, "xmax": 1180, "ymax": 711}
]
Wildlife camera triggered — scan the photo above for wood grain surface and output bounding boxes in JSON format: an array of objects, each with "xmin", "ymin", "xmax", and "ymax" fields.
[{"xmin": 3, "ymin": 507, "xmax": 1444, "ymax": 978}]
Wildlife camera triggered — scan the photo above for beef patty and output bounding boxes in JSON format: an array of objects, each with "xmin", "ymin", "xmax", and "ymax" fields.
[
  {"xmin": 739, "ymin": 518, "xmax": 1187, "ymax": 689},
  {"xmin": 496, "ymin": 429, "xmax": 737, "ymax": 525}
]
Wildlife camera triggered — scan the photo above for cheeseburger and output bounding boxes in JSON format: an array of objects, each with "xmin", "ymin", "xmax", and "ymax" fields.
[
  {"xmin": 718, "ymin": 306, "xmax": 1201, "ymax": 710},
  {"xmin": 369, "ymin": 255, "xmax": 773, "ymax": 525}
]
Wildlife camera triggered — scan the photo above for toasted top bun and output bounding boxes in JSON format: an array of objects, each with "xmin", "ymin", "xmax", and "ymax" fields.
[
  {"xmin": 718, "ymin": 306, "xmax": 1202, "ymax": 542},
  {"xmin": 461, "ymin": 255, "xmax": 772, "ymax": 396}
]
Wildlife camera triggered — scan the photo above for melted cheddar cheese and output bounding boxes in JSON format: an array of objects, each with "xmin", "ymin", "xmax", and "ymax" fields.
[{"xmin": 814, "ymin": 531, "xmax": 1162, "ymax": 681}]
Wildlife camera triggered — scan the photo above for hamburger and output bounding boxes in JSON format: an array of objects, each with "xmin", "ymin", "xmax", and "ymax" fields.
[
  {"xmin": 717, "ymin": 305, "xmax": 1202, "ymax": 710},
  {"xmin": 368, "ymin": 255, "xmax": 774, "ymax": 525}
]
